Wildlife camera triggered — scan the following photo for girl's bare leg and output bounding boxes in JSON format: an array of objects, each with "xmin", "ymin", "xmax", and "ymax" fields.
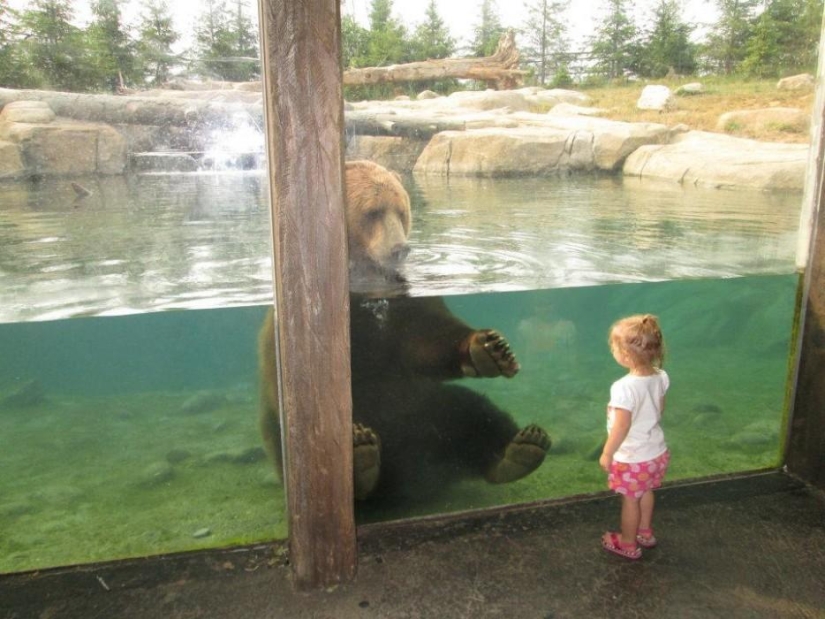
[
  {"xmin": 620, "ymin": 494, "xmax": 641, "ymax": 546},
  {"xmin": 639, "ymin": 490, "xmax": 655, "ymax": 531}
]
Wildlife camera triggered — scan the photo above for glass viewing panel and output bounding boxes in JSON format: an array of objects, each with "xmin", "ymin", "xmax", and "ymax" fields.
[
  {"xmin": 0, "ymin": 0, "xmax": 284, "ymax": 574},
  {"xmin": 0, "ymin": 0, "xmax": 812, "ymax": 572}
]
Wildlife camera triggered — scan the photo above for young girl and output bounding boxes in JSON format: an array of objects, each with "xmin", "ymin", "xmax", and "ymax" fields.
[{"xmin": 600, "ymin": 314, "xmax": 670, "ymax": 560}]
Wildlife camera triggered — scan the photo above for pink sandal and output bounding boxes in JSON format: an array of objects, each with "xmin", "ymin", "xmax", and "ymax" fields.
[
  {"xmin": 602, "ymin": 532, "xmax": 641, "ymax": 560},
  {"xmin": 636, "ymin": 528, "xmax": 657, "ymax": 549}
]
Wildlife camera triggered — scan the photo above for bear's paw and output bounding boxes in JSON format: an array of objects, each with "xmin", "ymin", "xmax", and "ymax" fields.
[
  {"xmin": 464, "ymin": 329, "xmax": 520, "ymax": 378},
  {"xmin": 353, "ymin": 423, "xmax": 381, "ymax": 500},
  {"xmin": 485, "ymin": 424, "xmax": 551, "ymax": 484}
]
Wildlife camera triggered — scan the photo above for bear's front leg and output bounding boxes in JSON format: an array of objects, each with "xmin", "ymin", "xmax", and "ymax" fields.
[
  {"xmin": 353, "ymin": 423, "xmax": 381, "ymax": 500},
  {"xmin": 462, "ymin": 329, "xmax": 520, "ymax": 378},
  {"xmin": 485, "ymin": 424, "xmax": 551, "ymax": 483}
]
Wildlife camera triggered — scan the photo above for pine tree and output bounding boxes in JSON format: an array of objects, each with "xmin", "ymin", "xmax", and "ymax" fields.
[
  {"xmin": 193, "ymin": 0, "xmax": 258, "ymax": 81},
  {"xmin": 638, "ymin": 0, "xmax": 696, "ymax": 78},
  {"xmin": 519, "ymin": 0, "xmax": 569, "ymax": 86},
  {"xmin": 470, "ymin": 0, "xmax": 506, "ymax": 58},
  {"xmin": 409, "ymin": 0, "xmax": 457, "ymax": 93},
  {"xmin": 742, "ymin": 0, "xmax": 824, "ymax": 77},
  {"xmin": 342, "ymin": 14, "xmax": 370, "ymax": 69},
  {"xmin": 703, "ymin": 0, "xmax": 758, "ymax": 75},
  {"xmin": 411, "ymin": 0, "xmax": 455, "ymax": 61},
  {"xmin": 17, "ymin": 0, "xmax": 94, "ymax": 90},
  {"xmin": 135, "ymin": 0, "xmax": 179, "ymax": 86},
  {"xmin": 365, "ymin": 0, "xmax": 409, "ymax": 66},
  {"xmin": 589, "ymin": 0, "xmax": 638, "ymax": 80},
  {"xmin": 86, "ymin": 0, "xmax": 136, "ymax": 91}
]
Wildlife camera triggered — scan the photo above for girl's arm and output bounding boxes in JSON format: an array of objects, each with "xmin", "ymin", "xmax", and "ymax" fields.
[{"xmin": 600, "ymin": 407, "xmax": 631, "ymax": 472}]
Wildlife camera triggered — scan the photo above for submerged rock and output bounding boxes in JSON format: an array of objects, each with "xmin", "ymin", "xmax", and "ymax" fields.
[
  {"xmin": 180, "ymin": 391, "xmax": 227, "ymax": 415},
  {"xmin": 1, "ymin": 379, "xmax": 46, "ymax": 408},
  {"xmin": 205, "ymin": 446, "xmax": 266, "ymax": 465},
  {"xmin": 166, "ymin": 448, "xmax": 192, "ymax": 464},
  {"xmin": 138, "ymin": 461, "xmax": 175, "ymax": 487}
]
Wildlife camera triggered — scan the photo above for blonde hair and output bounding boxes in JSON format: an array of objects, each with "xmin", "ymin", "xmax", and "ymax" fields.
[{"xmin": 609, "ymin": 314, "xmax": 665, "ymax": 369}]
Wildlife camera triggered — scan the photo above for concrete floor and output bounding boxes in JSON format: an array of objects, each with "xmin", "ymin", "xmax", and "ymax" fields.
[{"xmin": 2, "ymin": 471, "xmax": 824, "ymax": 619}]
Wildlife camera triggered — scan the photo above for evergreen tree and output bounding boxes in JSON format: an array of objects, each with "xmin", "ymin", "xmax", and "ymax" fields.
[
  {"xmin": 411, "ymin": 0, "xmax": 455, "ymax": 60},
  {"xmin": 519, "ymin": 0, "xmax": 569, "ymax": 86},
  {"xmin": 0, "ymin": 0, "xmax": 26, "ymax": 87},
  {"xmin": 409, "ymin": 0, "xmax": 457, "ymax": 93},
  {"xmin": 17, "ymin": 0, "xmax": 94, "ymax": 90},
  {"xmin": 193, "ymin": 0, "xmax": 258, "ymax": 81},
  {"xmin": 470, "ymin": 0, "xmax": 506, "ymax": 57},
  {"xmin": 86, "ymin": 0, "xmax": 136, "ymax": 91},
  {"xmin": 226, "ymin": 0, "xmax": 259, "ymax": 80},
  {"xmin": 341, "ymin": 13, "xmax": 370, "ymax": 68},
  {"xmin": 364, "ymin": 0, "xmax": 409, "ymax": 66},
  {"xmin": 135, "ymin": 0, "xmax": 179, "ymax": 85},
  {"xmin": 703, "ymin": 0, "xmax": 758, "ymax": 74},
  {"xmin": 638, "ymin": 0, "xmax": 696, "ymax": 78},
  {"xmin": 589, "ymin": 0, "xmax": 638, "ymax": 80},
  {"xmin": 742, "ymin": 0, "xmax": 823, "ymax": 77}
]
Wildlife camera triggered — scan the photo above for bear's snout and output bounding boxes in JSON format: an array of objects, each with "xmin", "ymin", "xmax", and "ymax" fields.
[{"xmin": 391, "ymin": 243, "xmax": 410, "ymax": 264}]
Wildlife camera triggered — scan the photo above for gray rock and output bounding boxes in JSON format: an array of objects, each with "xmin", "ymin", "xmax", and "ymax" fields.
[
  {"xmin": 138, "ymin": 461, "xmax": 175, "ymax": 487},
  {"xmin": 637, "ymin": 85, "xmax": 676, "ymax": 111},
  {"xmin": 777, "ymin": 73, "xmax": 814, "ymax": 91},
  {"xmin": 180, "ymin": 391, "xmax": 227, "ymax": 414},
  {"xmin": 1, "ymin": 379, "xmax": 45, "ymax": 408},
  {"xmin": 623, "ymin": 130, "xmax": 808, "ymax": 191},
  {"xmin": 131, "ymin": 152, "xmax": 198, "ymax": 173}
]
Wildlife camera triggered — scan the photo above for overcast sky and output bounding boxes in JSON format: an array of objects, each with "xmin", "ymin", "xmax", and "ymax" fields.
[{"xmin": 8, "ymin": 0, "xmax": 718, "ymax": 51}]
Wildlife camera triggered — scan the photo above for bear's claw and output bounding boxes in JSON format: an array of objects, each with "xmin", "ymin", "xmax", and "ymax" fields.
[
  {"xmin": 353, "ymin": 423, "xmax": 381, "ymax": 500},
  {"xmin": 466, "ymin": 329, "xmax": 520, "ymax": 378},
  {"xmin": 485, "ymin": 424, "xmax": 551, "ymax": 484}
]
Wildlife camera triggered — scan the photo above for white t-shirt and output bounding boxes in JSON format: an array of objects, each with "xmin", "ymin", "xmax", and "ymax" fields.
[{"xmin": 607, "ymin": 369, "xmax": 669, "ymax": 463}]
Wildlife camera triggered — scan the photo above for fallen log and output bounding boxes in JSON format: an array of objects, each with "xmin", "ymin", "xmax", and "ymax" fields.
[
  {"xmin": 343, "ymin": 31, "xmax": 526, "ymax": 90},
  {"xmin": 345, "ymin": 111, "xmax": 465, "ymax": 139}
]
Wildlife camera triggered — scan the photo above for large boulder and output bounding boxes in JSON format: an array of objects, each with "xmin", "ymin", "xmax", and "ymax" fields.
[
  {"xmin": 0, "ymin": 100, "xmax": 56, "ymax": 124},
  {"xmin": 777, "ymin": 73, "xmax": 815, "ymax": 91},
  {"xmin": 346, "ymin": 135, "xmax": 429, "ymax": 172},
  {"xmin": 414, "ymin": 116, "xmax": 669, "ymax": 176},
  {"xmin": 717, "ymin": 107, "xmax": 810, "ymax": 135},
  {"xmin": 637, "ymin": 85, "xmax": 676, "ymax": 111},
  {"xmin": 444, "ymin": 89, "xmax": 532, "ymax": 112},
  {"xmin": 0, "ymin": 139, "xmax": 24, "ymax": 179},
  {"xmin": 623, "ymin": 130, "xmax": 808, "ymax": 191},
  {"xmin": 0, "ymin": 117, "xmax": 127, "ymax": 176}
]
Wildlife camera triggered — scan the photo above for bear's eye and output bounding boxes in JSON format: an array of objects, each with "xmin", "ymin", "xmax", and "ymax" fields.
[{"xmin": 365, "ymin": 208, "xmax": 383, "ymax": 222}]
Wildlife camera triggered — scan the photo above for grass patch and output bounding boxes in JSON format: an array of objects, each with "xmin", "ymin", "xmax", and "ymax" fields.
[{"xmin": 579, "ymin": 77, "xmax": 815, "ymax": 143}]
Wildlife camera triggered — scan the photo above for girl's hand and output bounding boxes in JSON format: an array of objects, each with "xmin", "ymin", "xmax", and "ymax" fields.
[{"xmin": 599, "ymin": 452, "xmax": 612, "ymax": 472}]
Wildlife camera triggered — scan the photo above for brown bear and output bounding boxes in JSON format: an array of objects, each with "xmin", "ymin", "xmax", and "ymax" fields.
[{"xmin": 259, "ymin": 160, "xmax": 550, "ymax": 505}]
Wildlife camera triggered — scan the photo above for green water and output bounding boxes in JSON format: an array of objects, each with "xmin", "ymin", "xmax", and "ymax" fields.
[{"xmin": 0, "ymin": 274, "xmax": 796, "ymax": 573}]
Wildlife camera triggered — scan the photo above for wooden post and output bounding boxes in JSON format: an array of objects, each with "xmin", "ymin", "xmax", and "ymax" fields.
[
  {"xmin": 257, "ymin": 0, "xmax": 357, "ymax": 588},
  {"xmin": 786, "ymin": 8, "xmax": 825, "ymax": 489}
]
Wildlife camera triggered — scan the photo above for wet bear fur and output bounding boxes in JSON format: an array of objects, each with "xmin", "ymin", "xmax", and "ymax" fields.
[{"xmin": 258, "ymin": 160, "xmax": 550, "ymax": 505}]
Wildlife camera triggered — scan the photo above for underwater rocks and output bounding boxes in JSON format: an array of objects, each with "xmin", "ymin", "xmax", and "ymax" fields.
[
  {"xmin": 1, "ymin": 379, "xmax": 46, "ymax": 408},
  {"xmin": 204, "ymin": 446, "xmax": 266, "ymax": 465},
  {"xmin": 179, "ymin": 391, "xmax": 227, "ymax": 414},
  {"xmin": 138, "ymin": 461, "xmax": 176, "ymax": 487},
  {"xmin": 727, "ymin": 420, "xmax": 780, "ymax": 451}
]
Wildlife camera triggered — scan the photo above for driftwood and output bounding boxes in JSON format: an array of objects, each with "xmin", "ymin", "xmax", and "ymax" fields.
[
  {"xmin": 343, "ymin": 31, "xmax": 526, "ymax": 90},
  {"xmin": 345, "ymin": 111, "xmax": 465, "ymax": 139}
]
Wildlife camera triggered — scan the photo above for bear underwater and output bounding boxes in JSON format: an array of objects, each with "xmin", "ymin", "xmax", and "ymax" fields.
[{"xmin": 258, "ymin": 160, "xmax": 551, "ymax": 506}]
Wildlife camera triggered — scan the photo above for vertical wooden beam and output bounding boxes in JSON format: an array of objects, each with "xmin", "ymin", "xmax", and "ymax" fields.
[
  {"xmin": 257, "ymin": 0, "xmax": 356, "ymax": 588},
  {"xmin": 787, "ymin": 104, "xmax": 825, "ymax": 488},
  {"xmin": 787, "ymin": 10, "xmax": 825, "ymax": 489}
]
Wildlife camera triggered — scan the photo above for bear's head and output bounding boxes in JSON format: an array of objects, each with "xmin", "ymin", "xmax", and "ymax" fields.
[{"xmin": 345, "ymin": 160, "xmax": 412, "ymax": 293}]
